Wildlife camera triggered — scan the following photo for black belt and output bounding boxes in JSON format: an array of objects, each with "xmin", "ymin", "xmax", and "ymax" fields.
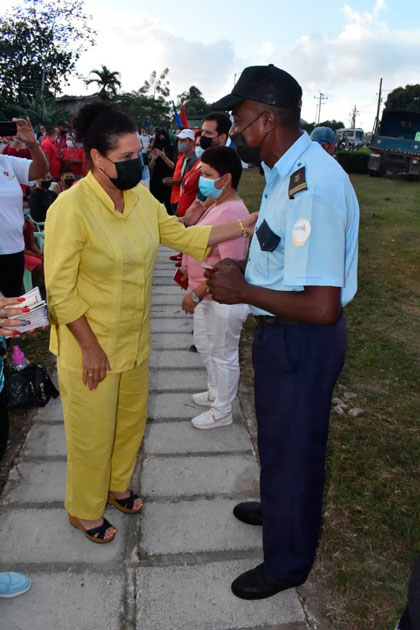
[{"xmin": 254, "ymin": 315, "xmax": 299, "ymax": 327}]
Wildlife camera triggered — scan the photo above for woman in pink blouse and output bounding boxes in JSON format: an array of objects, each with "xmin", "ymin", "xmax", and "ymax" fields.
[{"xmin": 181, "ymin": 146, "xmax": 250, "ymax": 429}]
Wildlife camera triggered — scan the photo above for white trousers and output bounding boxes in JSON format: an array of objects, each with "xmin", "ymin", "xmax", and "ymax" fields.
[{"xmin": 193, "ymin": 300, "xmax": 249, "ymax": 414}]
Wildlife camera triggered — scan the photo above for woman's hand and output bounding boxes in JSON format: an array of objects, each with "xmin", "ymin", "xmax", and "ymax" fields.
[
  {"xmin": 181, "ymin": 292, "xmax": 197, "ymax": 314},
  {"xmin": 12, "ymin": 117, "xmax": 37, "ymax": 148},
  {"xmin": 0, "ymin": 296, "xmax": 28, "ymax": 336},
  {"xmin": 183, "ymin": 199, "xmax": 207, "ymax": 226},
  {"xmin": 82, "ymin": 342, "xmax": 112, "ymax": 391}
]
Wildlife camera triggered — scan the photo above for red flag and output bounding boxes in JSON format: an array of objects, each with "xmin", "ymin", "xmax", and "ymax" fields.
[{"xmin": 180, "ymin": 99, "xmax": 189, "ymax": 128}]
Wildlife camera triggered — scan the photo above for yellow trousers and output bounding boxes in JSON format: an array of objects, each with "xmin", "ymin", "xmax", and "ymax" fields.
[{"xmin": 57, "ymin": 359, "xmax": 149, "ymax": 519}]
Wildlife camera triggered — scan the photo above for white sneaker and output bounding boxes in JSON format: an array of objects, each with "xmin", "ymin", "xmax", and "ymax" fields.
[
  {"xmin": 191, "ymin": 391, "xmax": 215, "ymax": 407},
  {"xmin": 191, "ymin": 407, "xmax": 233, "ymax": 430}
]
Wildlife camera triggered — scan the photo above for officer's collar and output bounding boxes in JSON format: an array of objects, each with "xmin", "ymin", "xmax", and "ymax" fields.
[{"xmin": 261, "ymin": 131, "xmax": 312, "ymax": 182}]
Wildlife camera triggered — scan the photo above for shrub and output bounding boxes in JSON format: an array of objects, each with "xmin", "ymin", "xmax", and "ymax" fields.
[{"xmin": 336, "ymin": 150, "xmax": 370, "ymax": 174}]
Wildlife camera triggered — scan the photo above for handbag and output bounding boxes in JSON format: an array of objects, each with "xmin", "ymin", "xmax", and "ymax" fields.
[{"xmin": 4, "ymin": 362, "xmax": 60, "ymax": 410}]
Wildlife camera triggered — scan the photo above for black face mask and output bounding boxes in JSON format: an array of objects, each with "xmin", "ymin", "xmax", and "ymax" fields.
[
  {"xmin": 59, "ymin": 130, "xmax": 66, "ymax": 136},
  {"xmin": 104, "ymin": 156, "xmax": 142, "ymax": 191},
  {"xmin": 199, "ymin": 135, "xmax": 213, "ymax": 150},
  {"xmin": 40, "ymin": 180, "xmax": 50, "ymax": 190},
  {"xmin": 230, "ymin": 111, "xmax": 268, "ymax": 166},
  {"xmin": 63, "ymin": 177, "xmax": 75, "ymax": 188}
]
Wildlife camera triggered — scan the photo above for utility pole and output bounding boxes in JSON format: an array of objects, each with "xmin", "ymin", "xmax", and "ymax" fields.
[
  {"xmin": 373, "ymin": 77, "xmax": 383, "ymax": 134},
  {"xmin": 314, "ymin": 92, "xmax": 328, "ymax": 125},
  {"xmin": 350, "ymin": 105, "xmax": 359, "ymax": 129}
]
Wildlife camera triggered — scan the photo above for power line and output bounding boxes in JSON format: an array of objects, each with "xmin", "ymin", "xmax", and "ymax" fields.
[{"xmin": 314, "ymin": 92, "xmax": 328, "ymax": 125}]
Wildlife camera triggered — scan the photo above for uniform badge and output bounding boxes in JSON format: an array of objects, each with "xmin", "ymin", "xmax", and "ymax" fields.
[
  {"xmin": 292, "ymin": 218, "xmax": 311, "ymax": 247},
  {"xmin": 288, "ymin": 166, "xmax": 307, "ymax": 199},
  {"xmin": 3, "ymin": 171, "xmax": 14, "ymax": 179}
]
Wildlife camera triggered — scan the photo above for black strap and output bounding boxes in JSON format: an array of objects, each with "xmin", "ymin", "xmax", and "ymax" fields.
[{"xmin": 85, "ymin": 517, "xmax": 113, "ymax": 540}]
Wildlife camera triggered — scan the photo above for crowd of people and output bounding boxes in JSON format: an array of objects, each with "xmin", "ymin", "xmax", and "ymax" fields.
[{"xmin": 0, "ymin": 64, "xmax": 416, "ymax": 630}]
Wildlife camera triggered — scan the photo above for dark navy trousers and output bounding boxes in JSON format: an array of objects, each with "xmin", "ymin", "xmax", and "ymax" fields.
[{"xmin": 253, "ymin": 315, "xmax": 348, "ymax": 582}]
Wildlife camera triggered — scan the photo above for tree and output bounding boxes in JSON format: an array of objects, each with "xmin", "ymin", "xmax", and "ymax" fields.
[
  {"xmin": 85, "ymin": 66, "xmax": 122, "ymax": 99},
  {"xmin": 13, "ymin": 91, "xmax": 70, "ymax": 127},
  {"xmin": 0, "ymin": 0, "xmax": 96, "ymax": 106},
  {"xmin": 139, "ymin": 68, "xmax": 170, "ymax": 99},
  {"xmin": 385, "ymin": 84, "xmax": 420, "ymax": 113},
  {"xmin": 177, "ymin": 86, "xmax": 210, "ymax": 115},
  {"xmin": 115, "ymin": 91, "xmax": 171, "ymax": 128}
]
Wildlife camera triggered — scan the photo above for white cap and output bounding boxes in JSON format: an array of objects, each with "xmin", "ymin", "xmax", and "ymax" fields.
[{"xmin": 176, "ymin": 129, "xmax": 195, "ymax": 141}]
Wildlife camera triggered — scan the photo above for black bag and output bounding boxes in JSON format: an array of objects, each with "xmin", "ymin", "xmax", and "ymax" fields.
[{"xmin": 4, "ymin": 362, "xmax": 60, "ymax": 410}]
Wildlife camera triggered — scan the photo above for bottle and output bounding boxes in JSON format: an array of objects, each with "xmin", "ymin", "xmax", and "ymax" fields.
[{"xmin": 12, "ymin": 345, "xmax": 29, "ymax": 371}]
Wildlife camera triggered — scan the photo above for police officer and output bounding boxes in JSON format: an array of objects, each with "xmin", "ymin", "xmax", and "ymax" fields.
[{"xmin": 207, "ymin": 65, "xmax": 359, "ymax": 599}]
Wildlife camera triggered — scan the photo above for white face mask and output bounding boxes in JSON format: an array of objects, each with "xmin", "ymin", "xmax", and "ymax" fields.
[
  {"xmin": 66, "ymin": 140, "xmax": 74, "ymax": 148},
  {"xmin": 195, "ymin": 145, "xmax": 204, "ymax": 158}
]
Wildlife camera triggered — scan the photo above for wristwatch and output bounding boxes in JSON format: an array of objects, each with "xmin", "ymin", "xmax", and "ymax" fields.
[{"xmin": 191, "ymin": 290, "xmax": 202, "ymax": 304}]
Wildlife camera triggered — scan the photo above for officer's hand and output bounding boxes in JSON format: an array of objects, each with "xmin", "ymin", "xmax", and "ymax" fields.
[
  {"xmin": 205, "ymin": 266, "xmax": 247, "ymax": 304},
  {"xmin": 212, "ymin": 258, "xmax": 244, "ymax": 274}
]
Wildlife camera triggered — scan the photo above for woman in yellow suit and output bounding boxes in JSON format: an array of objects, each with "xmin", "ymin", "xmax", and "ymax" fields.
[{"xmin": 44, "ymin": 101, "xmax": 257, "ymax": 543}]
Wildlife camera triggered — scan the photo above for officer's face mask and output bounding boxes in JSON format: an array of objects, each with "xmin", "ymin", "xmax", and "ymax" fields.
[
  {"xmin": 230, "ymin": 111, "xmax": 269, "ymax": 166},
  {"xmin": 199, "ymin": 135, "xmax": 213, "ymax": 151},
  {"xmin": 102, "ymin": 155, "xmax": 143, "ymax": 191}
]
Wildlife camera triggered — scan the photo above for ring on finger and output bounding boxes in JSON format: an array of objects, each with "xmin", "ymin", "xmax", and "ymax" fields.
[{"xmin": 87, "ymin": 372, "xmax": 93, "ymax": 377}]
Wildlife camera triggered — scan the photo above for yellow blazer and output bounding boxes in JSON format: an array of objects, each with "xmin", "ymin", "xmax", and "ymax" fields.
[{"xmin": 44, "ymin": 171, "xmax": 211, "ymax": 373}]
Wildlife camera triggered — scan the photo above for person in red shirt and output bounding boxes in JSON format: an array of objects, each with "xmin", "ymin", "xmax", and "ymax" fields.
[
  {"xmin": 2, "ymin": 137, "xmax": 31, "ymax": 159},
  {"xmin": 61, "ymin": 134, "xmax": 86, "ymax": 176},
  {"xmin": 40, "ymin": 125, "xmax": 61, "ymax": 179}
]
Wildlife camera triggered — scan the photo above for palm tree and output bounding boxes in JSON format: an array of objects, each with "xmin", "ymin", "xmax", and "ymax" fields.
[{"xmin": 85, "ymin": 65, "xmax": 122, "ymax": 99}]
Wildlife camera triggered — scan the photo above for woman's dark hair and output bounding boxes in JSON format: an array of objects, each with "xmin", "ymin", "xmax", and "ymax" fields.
[
  {"xmin": 151, "ymin": 128, "xmax": 172, "ymax": 151},
  {"xmin": 201, "ymin": 146, "xmax": 243, "ymax": 190},
  {"xmin": 72, "ymin": 101, "xmax": 137, "ymax": 159},
  {"xmin": 60, "ymin": 165, "xmax": 74, "ymax": 176}
]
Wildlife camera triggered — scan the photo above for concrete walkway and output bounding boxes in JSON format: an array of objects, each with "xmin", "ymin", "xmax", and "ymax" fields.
[{"xmin": 0, "ymin": 246, "xmax": 308, "ymax": 630}]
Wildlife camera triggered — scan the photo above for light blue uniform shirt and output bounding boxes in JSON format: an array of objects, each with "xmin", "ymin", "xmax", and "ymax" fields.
[{"xmin": 245, "ymin": 131, "xmax": 359, "ymax": 316}]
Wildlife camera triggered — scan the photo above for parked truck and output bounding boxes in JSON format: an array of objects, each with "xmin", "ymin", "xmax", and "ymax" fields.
[{"xmin": 368, "ymin": 110, "xmax": 420, "ymax": 179}]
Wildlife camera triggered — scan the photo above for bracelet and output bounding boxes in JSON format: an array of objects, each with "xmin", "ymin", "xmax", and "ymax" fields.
[
  {"xmin": 238, "ymin": 218, "xmax": 249, "ymax": 238},
  {"xmin": 191, "ymin": 290, "xmax": 202, "ymax": 304}
]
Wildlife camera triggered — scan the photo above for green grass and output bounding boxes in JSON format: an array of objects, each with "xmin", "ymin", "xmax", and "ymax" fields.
[{"xmin": 238, "ymin": 170, "xmax": 420, "ymax": 629}]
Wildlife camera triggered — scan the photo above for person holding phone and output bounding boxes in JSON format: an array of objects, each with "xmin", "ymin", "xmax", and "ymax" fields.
[
  {"xmin": 180, "ymin": 146, "xmax": 250, "ymax": 429},
  {"xmin": 44, "ymin": 101, "xmax": 258, "ymax": 545},
  {"xmin": 0, "ymin": 118, "xmax": 48, "ymax": 297}
]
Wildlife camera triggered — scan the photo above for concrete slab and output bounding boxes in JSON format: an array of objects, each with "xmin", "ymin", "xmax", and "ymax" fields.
[
  {"xmin": 0, "ymin": 508, "xmax": 127, "ymax": 563},
  {"xmin": 35, "ymin": 399, "xmax": 63, "ymax": 422},
  {"xmin": 148, "ymin": 392, "xmax": 205, "ymax": 419},
  {"xmin": 149, "ymin": 350, "xmax": 203, "ymax": 369},
  {"xmin": 4, "ymin": 460, "xmax": 66, "ymax": 503},
  {"xmin": 144, "ymin": 420, "xmax": 251, "ymax": 455},
  {"xmin": 141, "ymin": 454, "xmax": 259, "ymax": 498},
  {"xmin": 151, "ymin": 333, "xmax": 193, "ymax": 350},
  {"xmin": 151, "ymin": 318, "xmax": 193, "ymax": 333},
  {"xmin": 0, "ymin": 571, "xmax": 124, "ymax": 630},
  {"xmin": 150, "ymin": 307, "xmax": 189, "ymax": 318},
  {"xmin": 25, "ymin": 423, "xmax": 66, "ymax": 458},
  {"xmin": 153, "ymin": 277, "xmax": 177, "ymax": 286},
  {"xmin": 152, "ymin": 285, "xmax": 186, "ymax": 295},
  {"xmin": 151, "ymin": 294, "xmax": 184, "ymax": 306},
  {"xmin": 149, "ymin": 368, "xmax": 207, "ymax": 391},
  {"xmin": 141, "ymin": 499, "xmax": 262, "ymax": 554},
  {"xmin": 153, "ymin": 268, "xmax": 178, "ymax": 277},
  {"xmin": 135, "ymin": 560, "xmax": 306, "ymax": 630}
]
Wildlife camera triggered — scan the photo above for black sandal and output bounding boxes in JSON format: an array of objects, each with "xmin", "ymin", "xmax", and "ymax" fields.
[
  {"xmin": 107, "ymin": 490, "xmax": 143, "ymax": 514},
  {"xmin": 68, "ymin": 514, "xmax": 116, "ymax": 544}
]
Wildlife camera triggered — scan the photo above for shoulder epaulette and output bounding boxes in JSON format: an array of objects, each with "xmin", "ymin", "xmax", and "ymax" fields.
[{"xmin": 288, "ymin": 166, "xmax": 307, "ymax": 199}]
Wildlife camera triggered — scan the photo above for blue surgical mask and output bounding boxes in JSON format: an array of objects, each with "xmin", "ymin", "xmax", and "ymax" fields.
[
  {"xmin": 23, "ymin": 209, "xmax": 30, "ymax": 217},
  {"xmin": 195, "ymin": 146, "xmax": 204, "ymax": 159},
  {"xmin": 198, "ymin": 175, "xmax": 224, "ymax": 199}
]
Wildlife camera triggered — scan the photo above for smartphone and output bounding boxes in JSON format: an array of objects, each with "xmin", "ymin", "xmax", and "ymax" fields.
[
  {"xmin": 173, "ymin": 269, "xmax": 188, "ymax": 290},
  {"xmin": 0, "ymin": 121, "xmax": 17, "ymax": 136}
]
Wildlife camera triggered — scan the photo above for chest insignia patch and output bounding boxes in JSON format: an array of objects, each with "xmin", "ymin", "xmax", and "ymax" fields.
[
  {"xmin": 3, "ymin": 171, "xmax": 15, "ymax": 180},
  {"xmin": 292, "ymin": 218, "xmax": 311, "ymax": 247},
  {"xmin": 288, "ymin": 166, "xmax": 307, "ymax": 199}
]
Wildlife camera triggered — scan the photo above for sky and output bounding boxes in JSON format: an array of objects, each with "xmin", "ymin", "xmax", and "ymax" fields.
[{"xmin": 6, "ymin": 0, "xmax": 420, "ymax": 130}]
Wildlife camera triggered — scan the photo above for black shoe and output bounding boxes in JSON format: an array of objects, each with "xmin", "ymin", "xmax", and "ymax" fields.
[
  {"xmin": 231, "ymin": 563, "xmax": 305, "ymax": 600},
  {"xmin": 189, "ymin": 344, "xmax": 198, "ymax": 352},
  {"xmin": 233, "ymin": 501, "xmax": 262, "ymax": 526}
]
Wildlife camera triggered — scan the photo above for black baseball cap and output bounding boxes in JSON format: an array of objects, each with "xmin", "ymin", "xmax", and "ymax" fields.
[{"xmin": 212, "ymin": 64, "xmax": 302, "ymax": 111}]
